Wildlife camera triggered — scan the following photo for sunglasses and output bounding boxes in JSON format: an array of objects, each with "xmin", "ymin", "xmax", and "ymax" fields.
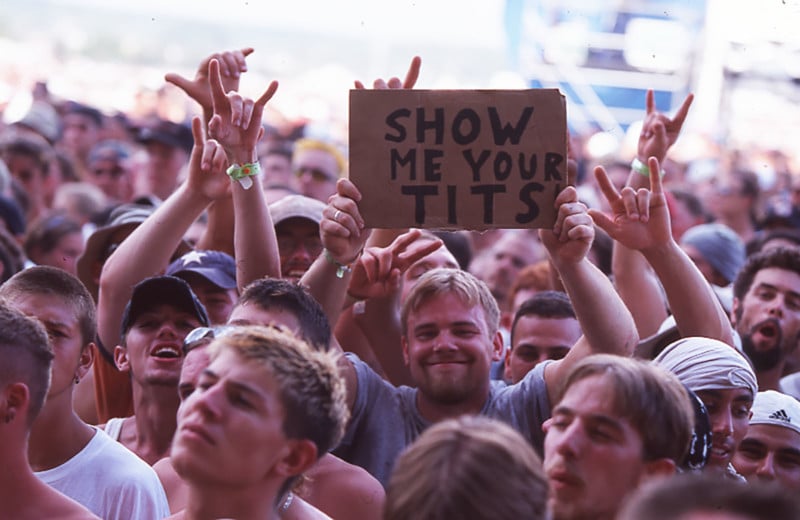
[
  {"xmin": 182, "ymin": 325, "xmax": 232, "ymax": 354},
  {"xmin": 294, "ymin": 166, "xmax": 336, "ymax": 183}
]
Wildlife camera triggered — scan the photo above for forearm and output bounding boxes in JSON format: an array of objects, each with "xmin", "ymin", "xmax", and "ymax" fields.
[
  {"xmin": 642, "ymin": 240, "xmax": 734, "ymax": 344},
  {"xmin": 232, "ymin": 180, "xmax": 280, "ymax": 290},
  {"xmin": 98, "ymin": 183, "xmax": 210, "ymax": 347},
  {"xmin": 611, "ymin": 243, "xmax": 668, "ymax": 337},
  {"xmin": 195, "ymin": 198, "xmax": 235, "ymax": 256},
  {"xmin": 554, "ymin": 257, "xmax": 639, "ymax": 356},
  {"xmin": 352, "ymin": 294, "xmax": 412, "ymax": 386},
  {"xmin": 301, "ymin": 253, "xmax": 352, "ymax": 339}
]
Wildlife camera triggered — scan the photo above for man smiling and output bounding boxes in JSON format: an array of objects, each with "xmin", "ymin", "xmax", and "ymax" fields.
[
  {"xmin": 309, "ymin": 178, "xmax": 639, "ymax": 487},
  {"xmin": 103, "ymin": 275, "xmax": 209, "ymax": 465}
]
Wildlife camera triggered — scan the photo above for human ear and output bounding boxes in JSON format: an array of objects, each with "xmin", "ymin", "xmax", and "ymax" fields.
[{"xmin": 114, "ymin": 345, "xmax": 130, "ymax": 372}]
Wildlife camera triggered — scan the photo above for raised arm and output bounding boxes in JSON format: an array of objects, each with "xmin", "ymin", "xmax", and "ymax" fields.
[
  {"xmin": 206, "ymin": 58, "xmax": 281, "ymax": 289},
  {"xmin": 300, "ymin": 177, "xmax": 369, "ymax": 410},
  {"xmin": 590, "ymin": 156, "xmax": 734, "ymax": 346},
  {"xmin": 97, "ymin": 118, "xmax": 229, "ymax": 349},
  {"xmin": 542, "ymin": 186, "xmax": 639, "ymax": 403},
  {"xmin": 609, "ymin": 91, "xmax": 694, "ymax": 336},
  {"xmin": 166, "ymin": 48, "xmax": 252, "ymax": 257},
  {"xmin": 302, "ymin": 178, "xmax": 370, "ymax": 331},
  {"xmin": 165, "ymin": 47, "xmax": 253, "ymax": 125},
  {"xmin": 345, "ymin": 230, "xmax": 442, "ymax": 385}
]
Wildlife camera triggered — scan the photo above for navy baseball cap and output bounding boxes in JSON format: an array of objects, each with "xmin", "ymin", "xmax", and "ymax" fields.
[
  {"xmin": 166, "ymin": 250, "xmax": 237, "ymax": 290},
  {"xmin": 120, "ymin": 275, "xmax": 209, "ymax": 339}
]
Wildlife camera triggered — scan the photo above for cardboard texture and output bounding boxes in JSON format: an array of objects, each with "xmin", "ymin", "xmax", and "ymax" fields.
[{"xmin": 349, "ymin": 89, "xmax": 567, "ymax": 230}]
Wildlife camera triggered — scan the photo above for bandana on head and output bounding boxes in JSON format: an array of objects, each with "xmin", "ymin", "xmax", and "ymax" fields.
[{"xmin": 653, "ymin": 337, "xmax": 758, "ymax": 397}]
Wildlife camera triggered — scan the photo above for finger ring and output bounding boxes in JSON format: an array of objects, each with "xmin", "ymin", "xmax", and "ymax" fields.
[{"xmin": 334, "ymin": 210, "xmax": 341, "ymax": 222}]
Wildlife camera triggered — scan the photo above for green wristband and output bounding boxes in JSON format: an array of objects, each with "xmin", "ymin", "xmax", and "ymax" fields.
[
  {"xmin": 323, "ymin": 248, "xmax": 353, "ymax": 278},
  {"xmin": 226, "ymin": 162, "xmax": 261, "ymax": 190},
  {"xmin": 631, "ymin": 158, "xmax": 665, "ymax": 178}
]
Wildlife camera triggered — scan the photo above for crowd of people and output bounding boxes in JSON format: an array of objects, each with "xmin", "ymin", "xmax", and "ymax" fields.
[{"xmin": 1, "ymin": 47, "xmax": 800, "ymax": 519}]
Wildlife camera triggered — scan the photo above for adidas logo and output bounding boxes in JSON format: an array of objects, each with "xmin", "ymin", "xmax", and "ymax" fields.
[{"xmin": 769, "ymin": 409, "xmax": 791, "ymax": 423}]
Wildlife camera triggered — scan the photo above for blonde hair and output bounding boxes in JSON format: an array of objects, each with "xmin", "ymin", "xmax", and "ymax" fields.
[
  {"xmin": 401, "ymin": 268, "xmax": 499, "ymax": 338},
  {"xmin": 293, "ymin": 138, "xmax": 346, "ymax": 177},
  {"xmin": 384, "ymin": 416, "xmax": 547, "ymax": 520}
]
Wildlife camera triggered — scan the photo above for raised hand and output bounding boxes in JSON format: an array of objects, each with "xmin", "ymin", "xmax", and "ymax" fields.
[
  {"xmin": 207, "ymin": 58, "xmax": 278, "ymax": 163},
  {"xmin": 638, "ymin": 89, "xmax": 693, "ymax": 163},
  {"xmin": 539, "ymin": 186, "xmax": 594, "ymax": 265},
  {"xmin": 321, "ymin": 178, "xmax": 370, "ymax": 266},
  {"xmin": 354, "ymin": 56, "xmax": 421, "ymax": 90},
  {"xmin": 589, "ymin": 157, "xmax": 672, "ymax": 253},
  {"xmin": 185, "ymin": 116, "xmax": 231, "ymax": 201},
  {"xmin": 165, "ymin": 48, "xmax": 253, "ymax": 115},
  {"xmin": 347, "ymin": 229, "xmax": 443, "ymax": 300}
]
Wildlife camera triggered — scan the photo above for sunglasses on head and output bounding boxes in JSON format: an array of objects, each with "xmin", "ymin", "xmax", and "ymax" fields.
[{"xmin": 182, "ymin": 325, "xmax": 232, "ymax": 354}]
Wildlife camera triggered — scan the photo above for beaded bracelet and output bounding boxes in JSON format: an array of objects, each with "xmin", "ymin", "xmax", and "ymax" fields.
[{"xmin": 226, "ymin": 162, "xmax": 261, "ymax": 190}]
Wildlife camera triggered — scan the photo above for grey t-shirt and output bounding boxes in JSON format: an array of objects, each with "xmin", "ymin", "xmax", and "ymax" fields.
[{"xmin": 332, "ymin": 353, "xmax": 552, "ymax": 487}]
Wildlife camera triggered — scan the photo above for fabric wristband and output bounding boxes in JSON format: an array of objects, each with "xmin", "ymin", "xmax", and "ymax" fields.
[
  {"xmin": 226, "ymin": 162, "xmax": 261, "ymax": 190},
  {"xmin": 323, "ymin": 248, "xmax": 354, "ymax": 278},
  {"xmin": 631, "ymin": 157, "xmax": 665, "ymax": 178}
]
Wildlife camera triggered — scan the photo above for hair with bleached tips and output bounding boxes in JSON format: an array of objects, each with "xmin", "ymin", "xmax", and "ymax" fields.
[{"xmin": 208, "ymin": 325, "xmax": 348, "ymax": 457}]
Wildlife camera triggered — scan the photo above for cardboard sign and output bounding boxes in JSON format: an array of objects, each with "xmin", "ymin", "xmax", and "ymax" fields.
[{"xmin": 349, "ymin": 89, "xmax": 567, "ymax": 230}]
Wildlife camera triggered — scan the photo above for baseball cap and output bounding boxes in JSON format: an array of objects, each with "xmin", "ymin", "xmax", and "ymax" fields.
[
  {"xmin": 269, "ymin": 194, "xmax": 325, "ymax": 226},
  {"xmin": 120, "ymin": 275, "xmax": 209, "ymax": 339},
  {"xmin": 166, "ymin": 250, "xmax": 237, "ymax": 290},
  {"xmin": 137, "ymin": 119, "xmax": 193, "ymax": 155},
  {"xmin": 749, "ymin": 390, "xmax": 800, "ymax": 436}
]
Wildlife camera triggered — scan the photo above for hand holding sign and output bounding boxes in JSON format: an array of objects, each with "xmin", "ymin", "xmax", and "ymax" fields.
[
  {"xmin": 589, "ymin": 157, "xmax": 672, "ymax": 254},
  {"xmin": 539, "ymin": 186, "xmax": 594, "ymax": 266},
  {"xmin": 321, "ymin": 178, "xmax": 370, "ymax": 266}
]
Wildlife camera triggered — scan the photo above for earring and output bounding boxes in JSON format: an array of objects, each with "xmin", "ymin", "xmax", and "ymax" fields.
[{"xmin": 74, "ymin": 375, "xmax": 80, "ymax": 385}]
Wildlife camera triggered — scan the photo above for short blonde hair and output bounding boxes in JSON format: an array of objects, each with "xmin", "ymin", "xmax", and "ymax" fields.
[
  {"xmin": 401, "ymin": 268, "xmax": 500, "ymax": 338},
  {"xmin": 384, "ymin": 416, "xmax": 547, "ymax": 520},
  {"xmin": 293, "ymin": 138, "xmax": 346, "ymax": 177}
]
